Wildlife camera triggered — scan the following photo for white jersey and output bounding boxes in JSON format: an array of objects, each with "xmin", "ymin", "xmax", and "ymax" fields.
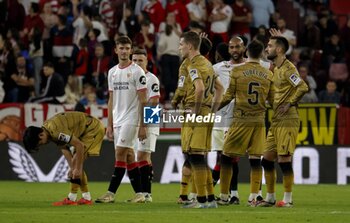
[
  {"xmin": 213, "ymin": 60, "xmax": 244, "ymax": 129},
  {"xmin": 108, "ymin": 62, "xmax": 147, "ymax": 127},
  {"xmin": 210, "ymin": 5, "xmax": 233, "ymax": 33},
  {"xmin": 145, "ymin": 71, "xmax": 160, "ymax": 135}
]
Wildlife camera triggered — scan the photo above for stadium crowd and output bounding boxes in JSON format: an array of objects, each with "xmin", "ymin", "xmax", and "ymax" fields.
[{"xmin": 0, "ymin": 0, "xmax": 349, "ymax": 106}]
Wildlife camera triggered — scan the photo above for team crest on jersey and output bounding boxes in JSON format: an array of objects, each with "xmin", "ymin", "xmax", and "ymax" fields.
[
  {"xmin": 178, "ymin": 76, "xmax": 185, "ymax": 87},
  {"xmin": 58, "ymin": 133, "xmax": 71, "ymax": 143},
  {"xmin": 189, "ymin": 69, "xmax": 199, "ymax": 81},
  {"xmin": 139, "ymin": 76, "xmax": 146, "ymax": 85},
  {"xmin": 152, "ymin": 83, "xmax": 159, "ymax": 92},
  {"xmin": 289, "ymin": 73, "xmax": 301, "ymax": 86}
]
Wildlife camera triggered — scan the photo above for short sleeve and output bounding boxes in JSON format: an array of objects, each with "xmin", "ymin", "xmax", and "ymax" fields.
[
  {"xmin": 135, "ymin": 67, "xmax": 147, "ymax": 91},
  {"xmin": 286, "ymin": 68, "xmax": 302, "ymax": 87}
]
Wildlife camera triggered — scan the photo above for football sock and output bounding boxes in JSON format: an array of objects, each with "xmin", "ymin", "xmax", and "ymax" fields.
[
  {"xmin": 266, "ymin": 193, "xmax": 276, "ymax": 202},
  {"xmin": 139, "ymin": 161, "xmax": 151, "ymax": 193},
  {"xmin": 68, "ymin": 192, "xmax": 77, "ymax": 201},
  {"xmin": 108, "ymin": 161, "xmax": 126, "ymax": 193},
  {"xmin": 230, "ymin": 190, "xmax": 239, "ymax": 198},
  {"xmin": 82, "ymin": 192, "xmax": 91, "ymax": 200},
  {"xmin": 206, "ymin": 166, "xmax": 215, "ymax": 202},
  {"xmin": 220, "ymin": 154, "xmax": 233, "ymax": 195},
  {"xmin": 248, "ymin": 193, "xmax": 258, "ymax": 201},
  {"xmin": 70, "ymin": 181, "xmax": 79, "ymax": 194},
  {"xmin": 80, "ymin": 171, "xmax": 88, "ymax": 193},
  {"xmin": 127, "ymin": 162, "xmax": 142, "ymax": 193},
  {"xmin": 180, "ymin": 161, "xmax": 191, "ymax": 198},
  {"xmin": 279, "ymin": 162, "xmax": 294, "ymax": 193},
  {"xmin": 190, "ymin": 174, "xmax": 197, "ymax": 194},
  {"xmin": 189, "ymin": 154, "xmax": 207, "ymax": 202},
  {"xmin": 149, "ymin": 164, "xmax": 153, "ymax": 194},
  {"xmin": 261, "ymin": 158, "xmax": 276, "ymax": 194},
  {"xmin": 283, "ymin": 192, "xmax": 292, "ymax": 203},
  {"xmin": 230, "ymin": 160, "xmax": 239, "ymax": 191},
  {"xmin": 249, "ymin": 159, "xmax": 262, "ymax": 194},
  {"xmin": 212, "ymin": 164, "xmax": 220, "ymax": 186}
]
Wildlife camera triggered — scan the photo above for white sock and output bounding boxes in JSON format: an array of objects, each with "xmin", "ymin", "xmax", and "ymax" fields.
[
  {"xmin": 258, "ymin": 190, "xmax": 262, "ymax": 196},
  {"xmin": 188, "ymin": 192, "xmax": 197, "ymax": 200},
  {"xmin": 266, "ymin": 193, "xmax": 276, "ymax": 202},
  {"xmin": 283, "ymin": 192, "xmax": 292, "ymax": 203},
  {"xmin": 220, "ymin": 193, "xmax": 229, "ymax": 201},
  {"xmin": 248, "ymin": 193, "xmax": 258, "ymax": 201},
  {"xmin": 82, "ymin": 192, "xmax": 91, "ymax": 201},
  {"xmin": 230, "ymin": 190, "xmax": 239, "ymax": 198},
  {"xmin": 68, "ymin": 193, "xmax": 77, "ymax": 201}
]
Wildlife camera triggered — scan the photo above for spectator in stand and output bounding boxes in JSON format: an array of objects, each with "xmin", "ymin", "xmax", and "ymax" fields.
[
  {"xmin": 137, "ymin": 11, "xmax": 155, "ymax": 34},
  {"xmin": 39, "ymin": 0, "xmax": 59, "ymax": 14},
  {"xmin": 133, "ymin": 21, "xmax": 156, "ymax": 74},
  {"xmin": 253, "ymin": 25, "xmax": 269, "ymax": 47},
  {"xmin": 276, "ymin": 18, "xmax": 296, "ymax": 56},
  {"xmin": 341, "ymin": 78, "xmax": 350, "ymax": 107},
  {"xmin": 91, "ymin": 14, "xmax": 111, "ymax": 55},
  {"xmin": 269, "ymin": 10, "xmax": 280, "ymax": 29},
  {"xmin": 340, "ymin": 15, "xmax": 350, "ymax": 68},
  {"xmin": 157, "ymin": 13, "xmax": 182, "ymax": 100},
  {"xmin": 40, "ymin": 1, "xmax": 58, "ymax": 62},
  {"xmin": 28, "ymin": 62, "xmax": 66, "ymax": 104},
  {"xmin": 119, "ymin": 6, "xmax": 140, "ymax": 40},
  {"xmin": 86, "ymin": 28, "xmax": 100, "ymax": 59},
  {"xmin": 322, "ymin": 34, "xmax": 346, "ymax": 70},
  {"xmin": 166, "ymin": 0, "xmax": 190, "ymax": 30},
  {"xmin": 159, "ymin": 12, "xmax": 182, "ymax": 35},
  {"xmin": 72, "ymin": 1, "xmax": 92, "ymax": 46},
  {"xmin": 186, "ymin": 0, "xmax": 207, "ymax": 27},
  {"xmin": 99, "ymin": 0, "xmax": 118, "ymax": 38},
  {"xmin": 214, "ymin": 42, "xmax": 231, "ymax": 63},
  {"xmin": 89, "ymin": 43, "xmax": 112, "ymax": 89},
  {"xmin": 50, "ymin": 14, "xmax": 73, "ymax": 85},
  {"xmin": 143, "ymin": 0, "xmax": 166, "ymax": 32},
  {"xmin": 74, "ymin": 38, "xmax": 89, "ymax": 94},
  {"xmin": 79, "ymin": 82, "xmax": 105, "ymax": 106},
  {"xmin": 318, "ymin": 80, "xmax": 341, "ymax": 104},
  {"xmin": 247, "ymin": 0, "xmax": 274, "ymax": 37},
  {"xmin": 299, "ymin": 63, "xmax": 318, "ymax": 103},
  {"xmin": 1, "ymin": 37, "xmax": 17, "ymax": 103},
  {"xmin": 208, "ymin": 0, "xmax": 232, "ymax": 57},
  {"xmin": 65, "ymin": 75, "xmax": 80, "ymax": 105},
  {"xmin": 6, "ymin": 28, "xmax": 20, "ymax": 51},
  {"xmin": 316, "ymin": 13, "xmax": 339, "ymax": 47},
  {"xmin": 231, "ymin": 0, "xmax": 252, "ymax": 43},
  {"xmin": 10, "ymin": 55, "xmax": 35, "ymax": 103},
  {"xmin": 6, "ymin": 0, "xmax": 26, "ymax": 34},
  {"xmin": 0, "ymin": 79, "xmax": 4, "ymax": 103},
  {"xmin": 20, "ymin": 2, "xmax": 45, "ymax": 48},
  {"xmin": 301, "ymin": 15, "xmax": 321, "ymax": 50},
  {"xmin": 29, "ymin": 27, "xmax": 44, "ymax": 96}
]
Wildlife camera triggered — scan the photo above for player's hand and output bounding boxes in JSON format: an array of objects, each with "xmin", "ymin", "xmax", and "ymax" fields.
[
  {"xmin": 106, "ymin": 126, "xmax": 114, "ymax": 140},
  {"xmin": 72, "ymin": 168, "xmax": 82, "ymax": 179},
  {"xmin": 138, "ymin": 126, "xmax": 147, "ymax": 141},
  {"xmin": 276, "ymin": 103, "xmax": 291, "ymax": 116},
  {"xmin": 269, "ymin": 28, "xmax": 283, "ymax": 37},
  {"xmin": 199, "ymin": 32, "xmax": 208, "ymax": 39}
]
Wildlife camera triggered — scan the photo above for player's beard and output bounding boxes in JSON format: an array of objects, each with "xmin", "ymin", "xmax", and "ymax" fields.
[
  {"xmin": 231, "ymin": 52, "xmax": 243, "ymax": 62},
  {"xmin": 267, "ymin": 51, "xmax": 277, "ymax": 61}
]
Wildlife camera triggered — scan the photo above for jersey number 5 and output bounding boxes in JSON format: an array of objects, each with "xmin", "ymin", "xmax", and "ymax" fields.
[{"xmin": 248, "ymin": 82, "xmax": 260, "ymax": 105}]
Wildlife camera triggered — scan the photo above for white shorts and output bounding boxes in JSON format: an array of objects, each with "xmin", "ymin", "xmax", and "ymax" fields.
[
  {"xmin": 113, "ymin": 125, "xmax": 138, "ymax": 149},
  {"xmin": 211, "ymin": 129, "xmax": 224, "ymax": 151},
  {"xmin": 136, "ymin": 132, "xmax": 158, "ymax": 153}
]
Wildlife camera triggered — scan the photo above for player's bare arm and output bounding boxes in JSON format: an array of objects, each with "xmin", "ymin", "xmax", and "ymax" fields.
[
  {"xmin": 69, "ymin": 136, "xmax": 85, "ymax": 179},
  {"xmin": 193, "ymin": 78, "xmax": 205, "ymax": 115},
  {"xmin": 211, "ymin": 77, "xmax": 224, "ymax": 113},
  {"xmin": 137, "ymin": 89, "xmax": 148, "ymax": 141},
  {"xmin": 106, "ymin": 91, "xmax": 114, "ymax": 140}
]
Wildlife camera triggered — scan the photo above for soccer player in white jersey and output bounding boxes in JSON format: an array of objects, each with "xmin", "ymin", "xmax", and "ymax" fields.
[
  {"xmin": 211, "ymin": 36, "xmax": 245, "ymax": 204},
  {"xmin": 95, "ymin": 36, "xmax": 148, "ymax": 203},
  {"xmin": 132, "ymin": 48, "xmax": 160, "ymax": 203}
]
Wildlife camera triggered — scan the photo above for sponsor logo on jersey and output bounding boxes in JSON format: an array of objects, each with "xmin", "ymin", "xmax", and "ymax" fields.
[
  {"xmin": 152, "ymin": 83, "xmax": 159, "ymax": 92},
  {"xmin": 289, "ymin": 73, "xmax": 301, "ymax": 86},
  {"xmin": 139, "ymin": 76, "xmax": 146, "ymax": 85}
]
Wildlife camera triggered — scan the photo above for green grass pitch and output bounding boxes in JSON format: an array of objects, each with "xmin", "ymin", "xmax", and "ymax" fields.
[{"xmin": 0, "ymin": 182, "xmax": 349, "ymax": 223}]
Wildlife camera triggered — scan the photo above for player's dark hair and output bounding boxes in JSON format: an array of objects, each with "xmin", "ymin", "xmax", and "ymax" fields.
[
  {"xmin": 116, "ymin": 36, "xmax": 132, "ymax": 46},
  {"xmin": 199, "ymin": 37, "xmax": 212, "ymax": 56},
  {"xmin": 23, "ymin": 126, "xmax": 43, "ymax": 153},
  {"xmin": 216, "ymin": 42, "xmax": 230, "ymax": 61},
  {"xmin": 247, "ymin": 40, "xmax": 264, "ymax": 59},
  {"xmin": 181, "ymin": 31, "xmax": 201, "ymax": 50},
  {"xmin": 133, "ymin": 48, "xmax": 147, "ymax": 56},
  {"xmin": 270, "ymin": 36, "xmax": 289, "ymax": 54}
]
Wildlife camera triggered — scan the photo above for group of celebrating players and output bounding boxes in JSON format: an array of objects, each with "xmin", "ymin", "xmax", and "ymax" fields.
[{"xmin": 23, "ymin": 28, "xmax": 308, "ymax": 208}]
